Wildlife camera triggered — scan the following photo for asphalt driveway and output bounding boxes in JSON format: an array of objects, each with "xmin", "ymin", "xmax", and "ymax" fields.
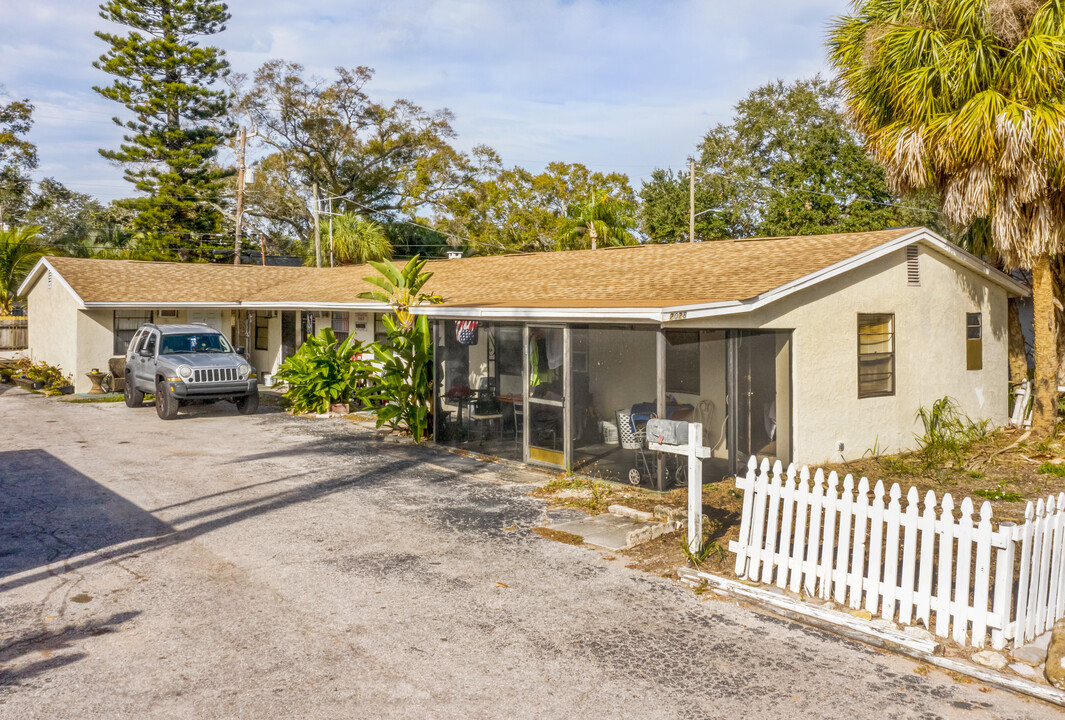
[{"xmin": 0, "ymin": 386, "xmax": 1052, "ymax": 718}]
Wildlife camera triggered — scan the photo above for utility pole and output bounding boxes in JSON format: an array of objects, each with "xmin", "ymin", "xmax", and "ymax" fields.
[
  {"xmin": 259, "ymin": 231, "xmax": 266, "ymax": 266},
  {"xmin": 311, "ymin": 181, "xmax": 322, "ymax": 268},
  {"xmin": 689, "ymin": 159, "xmax": 696, "ymax": 242},
  {"xmin": 233, "ymin": 126, "xmax": 248, "ymax": 265},
  {"xmin": 328, "ymin": 196, "xmax": 334, "ymax": 267}
]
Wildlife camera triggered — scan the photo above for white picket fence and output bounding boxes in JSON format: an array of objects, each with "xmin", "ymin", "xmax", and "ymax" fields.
[{"xmin": 729, "ymin": 456, "xmax": 1065, "ymax": 649}]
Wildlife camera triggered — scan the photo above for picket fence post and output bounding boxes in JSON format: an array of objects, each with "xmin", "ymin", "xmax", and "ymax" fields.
[{"xmin": 991, "ymin": 521, "xmax": 1017, "ymax": 650}]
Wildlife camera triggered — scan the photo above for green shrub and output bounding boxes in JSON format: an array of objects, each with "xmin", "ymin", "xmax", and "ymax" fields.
[
  {"xmin": 357, "ymin": 256, "xmax": 441, "ymax": 443},
  {"xmin": 914, "ymin": 396, "xmax": 990, "ymax": 466},
  {"xmin": 274, "ymin": 328, "xmax": 370, "ymax": 414},
  {"xmin": 363, "ymin": 312, "xmax": 434, "ymax": 442}
]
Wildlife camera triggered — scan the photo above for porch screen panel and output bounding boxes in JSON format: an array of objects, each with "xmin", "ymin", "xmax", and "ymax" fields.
[
  {"xmin": 571, "ymin": 325, "xmax": 656, "ymax": 484},
  {"xmin": 113, "ymin": 310, "xmax": 152, "ymax": 355},
  {"xmin": 858, "ymin": 313, "xmax": 895, "ymax": 397},
  {"xmin": 433, "ymin": 321, "xmax": 521, "ymax": 461}
]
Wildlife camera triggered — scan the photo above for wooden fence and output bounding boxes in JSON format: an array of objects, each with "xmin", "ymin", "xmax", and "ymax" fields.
[
  {"xmin": 729, "ymin": 456, "xmax": 1065, "ymax": 649},
  {"xmin": 0, "ymin": 317, "xmax": 27, "ymax": 350}
]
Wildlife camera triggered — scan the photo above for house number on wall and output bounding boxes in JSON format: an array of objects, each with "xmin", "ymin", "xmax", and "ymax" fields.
[{"xmin": 667, "ymin": 311, "xmax": 688, "ymax": 321}]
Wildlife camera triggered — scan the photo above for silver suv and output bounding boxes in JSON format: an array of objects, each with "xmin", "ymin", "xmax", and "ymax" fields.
[{"xmin": 124, "ymin": 323, "xmax": 259, "ymax": 420}]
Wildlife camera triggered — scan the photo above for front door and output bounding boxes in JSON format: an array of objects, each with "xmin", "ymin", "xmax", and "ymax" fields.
[{"xmin": 526, "ymin": 325, "xmax": 567, "ymax": 468}]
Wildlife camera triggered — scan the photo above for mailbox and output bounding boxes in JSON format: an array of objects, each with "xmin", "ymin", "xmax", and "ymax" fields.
[{"xmin": 645, "ymin": 418, "xmax": 689, "ymax": 446}]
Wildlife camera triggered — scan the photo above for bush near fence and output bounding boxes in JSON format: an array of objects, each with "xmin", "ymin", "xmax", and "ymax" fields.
[{"xmin": 730, "ymin": 456, "xmax": 1065, "ymax": 649}]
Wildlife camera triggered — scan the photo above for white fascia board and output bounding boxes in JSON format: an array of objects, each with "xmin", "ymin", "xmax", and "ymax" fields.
[
  {"xmin": 411, "ymin": 305, "xmax": 662, "ymax": 322},
  {"xmin": 83, "ymin": 301, "xmax": 243, "ymax": 308},
  {"xmin": 18, "ymin": 258, "xmax": 86, "ymax": 309},
  {"xmin": 241, "ymin": 301, "xmax": 388, "ymax": 311}
]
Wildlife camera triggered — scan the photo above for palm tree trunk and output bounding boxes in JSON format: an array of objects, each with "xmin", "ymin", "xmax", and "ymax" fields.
[
  {"xmin": 1032, "ymin": 254, "xmax": 1059, "ymax": 435},
  {"xmin": 1008, "ymin": 296, "xmax": 1028, "ymax": 383}
]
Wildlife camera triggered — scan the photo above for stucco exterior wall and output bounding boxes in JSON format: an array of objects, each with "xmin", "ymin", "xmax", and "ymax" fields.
[
  {"xmin": 76, "ymin": 309, "xmax": 119, "ymax": 393},
  {"xmin": 674, "ymin": 245, "xmax": 1010, "ymax": 466},
  {"xmin": 25, "ymin": 273, "xmax": 79, "ymax": 386}
]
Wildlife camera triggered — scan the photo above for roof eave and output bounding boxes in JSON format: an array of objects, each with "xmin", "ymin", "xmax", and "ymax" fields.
[{"xmin": 18, "ymin": 258, "xmax": 86, "ymax": 309}]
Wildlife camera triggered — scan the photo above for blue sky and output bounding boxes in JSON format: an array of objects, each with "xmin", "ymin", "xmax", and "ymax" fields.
[{"xmin": 1, "ymin": 0, "xmax": 847, "ymax": 203}]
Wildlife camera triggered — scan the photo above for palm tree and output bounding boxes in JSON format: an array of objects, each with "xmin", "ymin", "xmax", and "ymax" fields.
[
  {"xmin": 328, "ymin": 214, "xmax": 392, "ymax": 266},
  {"xmin": 0, "ymin": 225, "xmax": 45, "ymax": 315},
  {"xmin": 557, "ymin": 192, "xmax": 637, "ymax": 250},
  {"xmin": 829, "ymin": 0, "xmax": 1065, "ymax": 435}
]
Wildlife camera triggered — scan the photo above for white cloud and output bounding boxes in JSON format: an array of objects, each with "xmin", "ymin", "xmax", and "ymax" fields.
[{"xmin": 1, "ymin": 0, "xmax": 849, "ymax": 202}]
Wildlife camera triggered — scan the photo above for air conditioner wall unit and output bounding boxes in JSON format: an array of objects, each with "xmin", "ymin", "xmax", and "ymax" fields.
[{"xmin": 157, "ymin": 309, "xmax": 179, "ymax": 318}]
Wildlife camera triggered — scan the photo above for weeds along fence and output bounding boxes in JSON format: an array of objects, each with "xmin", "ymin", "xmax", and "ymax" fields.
[
  {"xmin": 0, "ymin": 317, "xmax": 27, "ymax": 350},
  {"xmin": 729, "ymin": 456, "xmax": 1065, "ymax": 649}
]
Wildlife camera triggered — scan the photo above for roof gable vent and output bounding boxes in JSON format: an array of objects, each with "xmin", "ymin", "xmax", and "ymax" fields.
[
  {"xmin": 906, "ymin": 244, "xmax": 920, "ymax": 286},
  {"xmin": 47, "ymin": 270, "xmax": 52, "ymax": 288}
]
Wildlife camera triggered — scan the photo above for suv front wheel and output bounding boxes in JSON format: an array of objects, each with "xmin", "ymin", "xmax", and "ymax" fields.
[
  {"xmin": 235, "ymin": 391, "xmax": 259, "ymax": 415},
  {"xmin": 124, "ymin": 374, "xmax": 144, "ymax": 408},
  {"xmin": 155, "ymin": 380, "xmax": 180, "ymax": 420}
]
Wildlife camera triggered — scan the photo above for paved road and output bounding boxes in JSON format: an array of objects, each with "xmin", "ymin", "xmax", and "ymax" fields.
[{"xmin": 0, "ymin": 385, "xmax": 1055, "ymax": 719}]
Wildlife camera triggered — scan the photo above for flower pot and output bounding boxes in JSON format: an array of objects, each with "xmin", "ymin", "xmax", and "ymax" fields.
[
  {"xmin": 58, "ymin": 385, "xmax": 74, "ymax": 395},
  {"xmin": 32, "ymin": 381, "xmax": 44, "ymax": 390}
]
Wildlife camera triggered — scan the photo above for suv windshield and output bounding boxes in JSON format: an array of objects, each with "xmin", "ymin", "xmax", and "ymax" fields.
[{"xmin": 160, "ymin": 333, "xmax": 233, "ymax": 355}]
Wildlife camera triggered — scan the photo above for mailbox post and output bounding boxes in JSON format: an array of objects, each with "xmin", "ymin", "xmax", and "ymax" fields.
[{"xmin": 646, "ymin": 419, "xmax": 712, "ymax": 553}]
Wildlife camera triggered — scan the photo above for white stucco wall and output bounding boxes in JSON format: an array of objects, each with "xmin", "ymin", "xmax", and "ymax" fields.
[
  {"xmin": 76, "ymin": 308, "xmax": 119, "ymax": 393},
  {"xmin": 25, "ymin": 271, "xmax": 80, "ymax": 386},
  {"xmin": 675, "ymin": 244, "xmax": 1010, "ymax": 466}
]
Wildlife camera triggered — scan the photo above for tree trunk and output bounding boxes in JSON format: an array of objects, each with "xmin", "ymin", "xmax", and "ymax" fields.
[
  {"xmin": 1031, "ymin": 254, "xmax": 1059, "ymax": 435},
  {"xmin": 1008, "ymin": 296, "xmax": 1028, "ymax": 383}
]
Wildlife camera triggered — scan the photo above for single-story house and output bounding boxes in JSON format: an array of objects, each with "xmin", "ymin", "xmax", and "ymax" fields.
[{"xmin": 18, "ymin": 226, "xmax": 1026, "ymax": 488}]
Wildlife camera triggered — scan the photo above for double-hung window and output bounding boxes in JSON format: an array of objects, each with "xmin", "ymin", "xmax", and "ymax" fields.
[
  {"xmin": 858, "ymin": 313, "xmax": 895, "ymax": 398},
  {"xmin": 966, "ymin": 312, "xmax": 982, "ymax": 371}
]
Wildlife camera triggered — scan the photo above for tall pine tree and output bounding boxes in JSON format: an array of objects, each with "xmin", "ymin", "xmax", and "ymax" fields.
[{"xmin": 94, "ymin": 0, "xmax": 232, "ymax": 258}]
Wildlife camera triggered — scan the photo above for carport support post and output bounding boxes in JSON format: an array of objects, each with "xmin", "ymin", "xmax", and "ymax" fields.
[
  {"xmin": 687, "ymin": 421, "xmax": 703, "ymax": 553},
  {"xmin": 655, "ymin": 327, "xmax": 667, "ymax": 492}
]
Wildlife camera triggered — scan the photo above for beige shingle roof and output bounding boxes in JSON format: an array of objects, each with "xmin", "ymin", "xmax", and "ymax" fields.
[
  {"xmin": 37, "ymin": 227, "xmax": 959, "ymax": 310},
  {"xmin": 249, "ymin": 227, "xmax": 921, "ymax": 307},
  {"xmin": 43, "ymin": 256, "xmax": 317, "ymax": 304}
]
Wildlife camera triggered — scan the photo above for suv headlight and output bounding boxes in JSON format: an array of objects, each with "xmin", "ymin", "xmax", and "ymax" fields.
[
  {"xmin": 177, "ymin": 365, "xmax": 192, "ymax": 378},
  {"xmin": 238, "ymin": 363, "xmax": 250, "ymax": 379}
]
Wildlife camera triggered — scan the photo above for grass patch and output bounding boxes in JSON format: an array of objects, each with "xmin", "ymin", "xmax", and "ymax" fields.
[
  {"xmin": 532, "ymin": 527, "xmax": 584, "ymax": 545},
  {"xmin": 973, "ymin": 486, "xmax": 1024, "ymax": 503},
  {"xmin": 60, "ymin": 394, "xmax": 125, "ymax": 403},
  {"xmin": 1038, "ymin": 462, "xmax": 1065, "ymax": 477}
]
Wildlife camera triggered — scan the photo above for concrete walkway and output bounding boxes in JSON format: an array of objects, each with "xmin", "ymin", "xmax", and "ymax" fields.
[{"xmin": 0, "ymin": 388, "xmax": 1052, "ymax": 719}]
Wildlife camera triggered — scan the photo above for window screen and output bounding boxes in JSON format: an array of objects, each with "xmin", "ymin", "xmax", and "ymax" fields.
[
  {"xmin": 114, "ymin": 310, "xmax": 152, "ymax": 355},
  {"xmin": 665, "ymin": 330, "xmax": 701, "ymax": 395},
  {"xmin": 966, "ymin": 312, "xmax": 982, "ymax": 371},
  {"xmin": 332, "ymin": 312, "xmax": 349, "ymax": 342},
  {"xmin": 255, "ymin": 313, "xmax": 270, "ymax": 351},
  {"xmin": 858, "ymin": 313, "xmax": 894, "ymax": 397}
]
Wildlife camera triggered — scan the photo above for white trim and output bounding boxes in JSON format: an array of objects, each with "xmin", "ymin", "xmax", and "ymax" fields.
[
  {"xmin": 17, "ymin": 258, "xmax": 85, "ymax": 308},
  {"xmin": 241, "ymin": 301, "xmax": 387, "ymax": 311},
  {"xmin": 411, "ymin": 305, "xmax": 662, "ymax": 322},
  {"xmin": 84, "ymin": 301, "xmax": 243, "ymax": 308}
]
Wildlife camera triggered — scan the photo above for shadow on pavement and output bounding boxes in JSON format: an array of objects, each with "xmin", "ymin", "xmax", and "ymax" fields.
[
  {"xmin": 0, "ymin": 611, "xmax": 140, "ymax": 691},
  {"xmin": 0, "ymin": 448, "xmax": 418, "ymax": 594},
  {"xmin": 0, "ymin": 450, "xmax": 172, "ymax": 579}
]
